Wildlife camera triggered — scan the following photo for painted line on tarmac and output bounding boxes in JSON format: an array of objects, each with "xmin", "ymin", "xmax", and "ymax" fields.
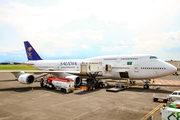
[{"xmin": 141, "ymin": 103, "xmax": 164, "ymax": 120}]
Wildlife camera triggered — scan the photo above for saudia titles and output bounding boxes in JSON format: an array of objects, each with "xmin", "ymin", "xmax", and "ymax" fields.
[
  {"xmin": 28, "ymin": 47, "xmax": 32, "ymax": 59},
  {"xmin": 60, "ymin": 62, "xmax": 77, "ymax": 66}
]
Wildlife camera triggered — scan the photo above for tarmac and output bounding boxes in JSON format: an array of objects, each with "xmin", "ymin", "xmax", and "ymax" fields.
[{"xmin": 0, "ymin": 73, "xmax": 180, "ymax": 120}]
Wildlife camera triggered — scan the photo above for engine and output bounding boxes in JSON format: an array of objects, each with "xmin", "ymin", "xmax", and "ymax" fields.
[
  {"xmin": 18, "ymin": 73, "xmax": 34, "ymax": 84},
  {"xmin": 65, "ymin": 76, "xmax": 82, "ymax": 86}
]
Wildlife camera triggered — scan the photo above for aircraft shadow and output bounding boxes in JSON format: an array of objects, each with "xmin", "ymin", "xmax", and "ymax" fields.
[
  {"xmin": 42, "ymin": 88, "xmax": 74, "ymax": 95},
  {"xmin": 0, "ymin": 80, "xmax": 16, "ymax": 82},
  {"xmin": 125, "ymin": 87, "xmax": 172, "ymax": 94},
  {"xmin": 0, "ymin": 87, "xmax": 43, "ymax": 92},
  {"xmin": 74, "ymin": 88, "xmax": 102, "ymax": 95}
]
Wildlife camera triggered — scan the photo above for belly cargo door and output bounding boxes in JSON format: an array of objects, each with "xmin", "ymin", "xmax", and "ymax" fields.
[{"xmin": 119, "ymin": 72, "xmax": 129, "ymax": 78}]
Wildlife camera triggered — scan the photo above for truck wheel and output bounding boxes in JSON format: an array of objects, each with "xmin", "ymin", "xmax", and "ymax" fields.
[
  {"xmin": 40, "ymin": 83, "xmax": 44, "ymax": 87},
  {"xmin": 153, "ymin": 98, "xmax": 158, "ymax": 102},
  {"xmin": 64, "ymin": 89, "xmax": 66, "ymax": 93}
]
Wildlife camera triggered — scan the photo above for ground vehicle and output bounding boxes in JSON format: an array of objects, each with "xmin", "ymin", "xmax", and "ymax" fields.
[
  {"xmin": 169, "ymin": 91, "xmax": 180, "ymax": 101},
  {"xmin": 106, "ymin": 82, "xmax": 129, "ymax": 92},
  {"xmin": 160, "ymin": 101, "xmax": 180, "ymax": 120},
  {"xmin": 115, "ymin": 82, "xmax": 130, "ymax": 89},
  {"xmin": 80, "ymin": 79, "xmax": 107, "ymax": 90},
  {"xmin": 42, "ymin": 77, "xmax": 75, "ymax": 93},
  {"xmin": 153, "ymin": 93, "xmax": 169, "ymax": 103}
]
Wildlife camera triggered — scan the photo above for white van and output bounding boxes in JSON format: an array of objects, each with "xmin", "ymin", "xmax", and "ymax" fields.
[{"xmin": 169, "ymin": 91, "xmax": 180, "ymax": 101}]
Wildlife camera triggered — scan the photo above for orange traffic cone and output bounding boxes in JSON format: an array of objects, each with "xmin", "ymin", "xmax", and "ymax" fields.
[{"xmin": 32, "ymin": 87, "xmax": 33, "ymax": 91}]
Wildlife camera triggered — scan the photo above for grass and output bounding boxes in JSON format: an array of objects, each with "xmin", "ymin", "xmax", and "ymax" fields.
[{"xmin": 0, "ymin": 64, "xmax": 38, "ymax": 70}]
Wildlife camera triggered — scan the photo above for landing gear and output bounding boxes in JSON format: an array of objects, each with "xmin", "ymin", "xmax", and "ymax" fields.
[
  {"xmin": 143, "ymin": 84, "xmax": 149, "ymax": 89},
  {"xmin": 142, "ymin": 79, "xmax": 150, "ymax": 89}
]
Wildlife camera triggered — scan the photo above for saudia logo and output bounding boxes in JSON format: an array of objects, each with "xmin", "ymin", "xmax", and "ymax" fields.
[{"xmin": 28, "ymin": 47, "xmax": 32, "ymax": 59}]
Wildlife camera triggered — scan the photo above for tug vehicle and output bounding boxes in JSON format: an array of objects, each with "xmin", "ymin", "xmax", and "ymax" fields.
[
  {"xmin": 41, "ymin": 77, "xmax": 75, "ymax": 93},
  {"xmin": 80, "ymin": 79, "xmax": 107, "ymax": 91}
]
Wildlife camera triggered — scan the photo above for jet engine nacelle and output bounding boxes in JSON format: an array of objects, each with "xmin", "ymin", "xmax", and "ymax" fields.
[
  {"xmin": 65, "ymin": 76, "xmax": 81, "ymax": 86},
  {"xmin": 18, "ymin": 73, "xmax": 34, "ymax": 84}
]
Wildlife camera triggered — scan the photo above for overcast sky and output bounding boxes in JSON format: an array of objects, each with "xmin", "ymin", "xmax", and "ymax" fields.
[{"xmin": 0, "ymin": 0, "xmax": 180, "ymax": 62}]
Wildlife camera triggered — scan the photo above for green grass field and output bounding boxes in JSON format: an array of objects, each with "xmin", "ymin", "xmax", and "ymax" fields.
[{"xmin": 0, "ymin": 65, "xmax": 38, "ymax": 70}]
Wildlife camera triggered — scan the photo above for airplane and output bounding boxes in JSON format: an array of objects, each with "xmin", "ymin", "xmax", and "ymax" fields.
[{"xmin": 1, "ymin": 41, "xmax": 177, "ymax": 89}]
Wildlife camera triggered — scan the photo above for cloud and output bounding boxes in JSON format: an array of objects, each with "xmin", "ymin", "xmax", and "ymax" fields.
[
  {"xmin": 81, "ymin": 44, "xmax": 91, "ymax": 49},
  {"xmin": 101, "ymin": 45, "xmax": 129, "ymax": 52},
  {"xmin": 131, "ymin": 31, "xmax": 180, "ymax": 53},
  {"xmin": 113, "ymin": 41, "xmax": 126, "ymax": 45},
  {"xmin": 0, "ymin": 0, "xmax": 180, "ymax": 61}
]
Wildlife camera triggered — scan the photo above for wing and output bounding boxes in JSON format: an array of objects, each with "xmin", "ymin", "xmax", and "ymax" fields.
[{"xmin": 0, "ymin": 70, "xmax": 103, "ymax": 78}]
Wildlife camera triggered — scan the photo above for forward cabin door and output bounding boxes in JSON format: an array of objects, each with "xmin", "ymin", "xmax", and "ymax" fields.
[{"xmin": 134, "ymin": 64, "xmax": 139, "ymax": 72}]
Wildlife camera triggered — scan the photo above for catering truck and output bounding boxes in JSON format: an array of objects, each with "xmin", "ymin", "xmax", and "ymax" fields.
[
  {"xmin": 160, "ymin": 101, "xmax": 180, "ymax": 120},
  {"xmin": 42, "ymin": 77, "xmax": 75, "ymax": 93}
]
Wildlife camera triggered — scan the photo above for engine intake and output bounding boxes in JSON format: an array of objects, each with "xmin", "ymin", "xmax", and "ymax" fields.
[
  {"xmin": 65, "ymin": 76, "xmax": 82, "ymax": 86},
  {"xmin": 18, "ymin": 73, "xmax": 34, "ymax": 84}
]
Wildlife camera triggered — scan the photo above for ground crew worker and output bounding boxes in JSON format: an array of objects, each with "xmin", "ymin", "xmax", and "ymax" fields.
[
  {"xmin": 153, "ymin": 79, "xmax": 155, "ymax": 83},
  {"xmin": 40, "ymin": 78, "xmax": 44, "ymax": 87}
]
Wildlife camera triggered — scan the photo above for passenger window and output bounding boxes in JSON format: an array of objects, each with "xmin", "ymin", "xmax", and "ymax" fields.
[
  {"xmin": 178, "ymin": 93, "xmax": 180, "ymax": 95},
  {"xmin": 172, "ymin": 92, "xmax": 177, "ymax": 95}
]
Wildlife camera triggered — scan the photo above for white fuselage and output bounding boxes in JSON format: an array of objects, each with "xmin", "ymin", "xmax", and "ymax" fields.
[{"xmin": 26, "ymin": 54, "xmax": 177, "ymax": 80}]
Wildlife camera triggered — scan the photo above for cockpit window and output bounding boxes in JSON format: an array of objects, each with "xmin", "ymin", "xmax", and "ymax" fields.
[{"xmin": 150, "ymin": 56, "xmax": 158, "ymax": 59}]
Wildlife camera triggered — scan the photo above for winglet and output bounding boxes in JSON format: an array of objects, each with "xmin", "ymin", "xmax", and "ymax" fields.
[{"xmin": 24, "ymin": 41, "xmax": 43, "ymax": 60}]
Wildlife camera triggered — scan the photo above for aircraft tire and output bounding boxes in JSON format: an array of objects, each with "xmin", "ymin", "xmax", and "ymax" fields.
[{"xmin": 144, "ymin": 84, "xmax": 149, "ymax": 89}]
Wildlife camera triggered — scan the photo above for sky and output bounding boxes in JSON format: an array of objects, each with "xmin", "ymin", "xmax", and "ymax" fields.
[{"xmin": 0, "ymin": 0, "xmax": 180, "ymax": 62}]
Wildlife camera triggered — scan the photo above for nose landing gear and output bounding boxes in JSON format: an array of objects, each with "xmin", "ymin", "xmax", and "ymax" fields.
[{"xmin": 142, "ymin": 79, "xmax": 151, "ymax": 89}]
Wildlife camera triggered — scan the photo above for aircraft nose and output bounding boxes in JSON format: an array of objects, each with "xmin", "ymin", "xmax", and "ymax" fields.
[{"xmin": 171, "ymin": 66, "xmax": 177, "ymax": 73}]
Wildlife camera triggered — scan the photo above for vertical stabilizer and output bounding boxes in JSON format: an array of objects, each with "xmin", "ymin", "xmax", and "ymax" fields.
[{"xmin": 24, "ymin": 41, "xmax": 43, "ymax": 60}]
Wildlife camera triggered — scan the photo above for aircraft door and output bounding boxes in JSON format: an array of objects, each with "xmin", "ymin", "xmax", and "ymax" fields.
[{"xmin": 134, "ymin": 64, "xmax": 139, "ymax": 72}]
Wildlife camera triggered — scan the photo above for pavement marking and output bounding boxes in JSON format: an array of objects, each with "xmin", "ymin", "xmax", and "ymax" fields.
[{"xmin": 141, "ymin": 103, "xmax": 164, "ymax": 120}]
